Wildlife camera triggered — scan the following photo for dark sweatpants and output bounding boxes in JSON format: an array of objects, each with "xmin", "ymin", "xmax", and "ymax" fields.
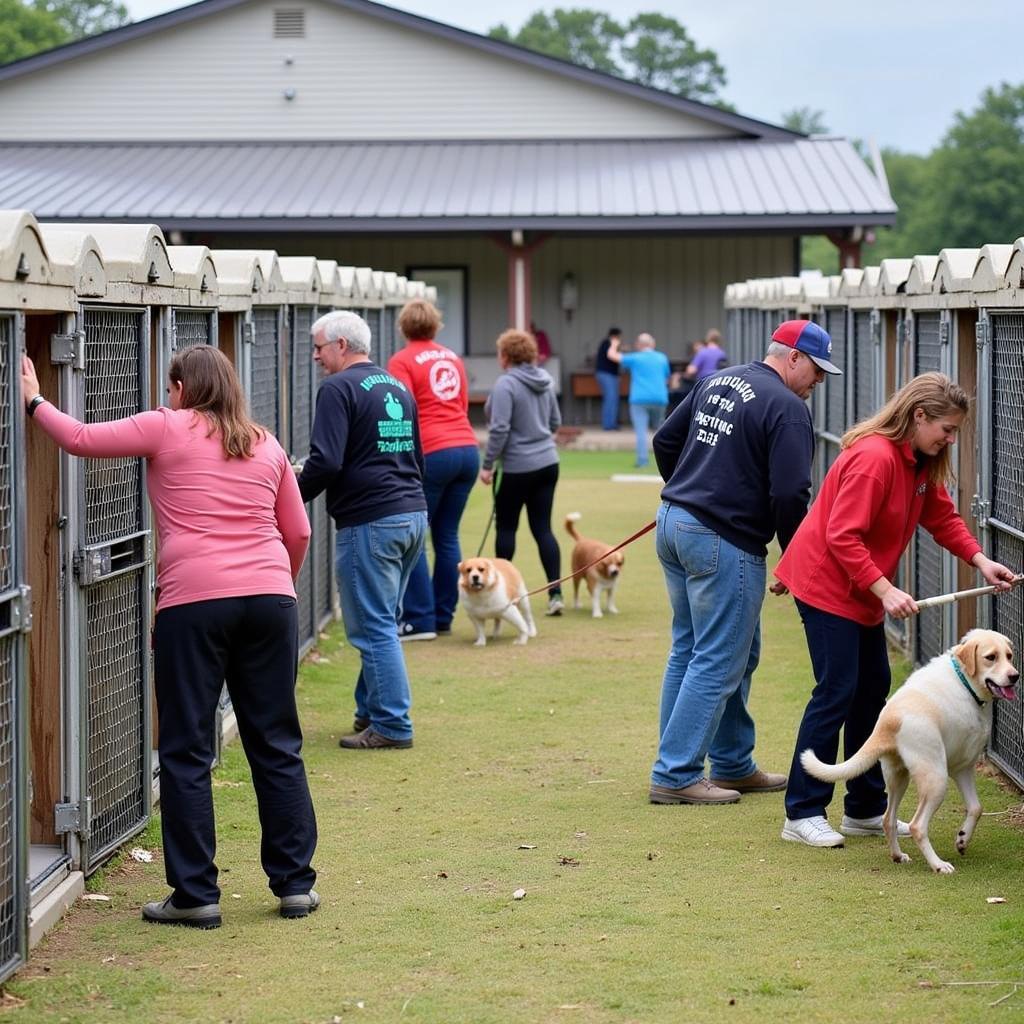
[
  {"xmin": 153, "ymin": 595, "xmax": 317, "ymax": 907},
  {"xmin": 784, "ymin": 598, "xmax": 892, "ymax": 822},
  {"xmin": 494, "ymin": 462, "xmax": 562, "ymax": 594}
]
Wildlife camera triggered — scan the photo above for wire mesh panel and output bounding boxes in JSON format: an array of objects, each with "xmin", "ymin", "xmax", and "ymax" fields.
[
  {"xmin": 378, "ymin": 308, "xmax": 396, "ymax": 368},
  {"xmin": 363, "ymin": 309, "xmax": 382, "ymax": 364},
  {"xmin": 83, "ymin": 309, "xmax": 145, "ymax": 545},
  {"xmin": 172, "ymin": 309, "xmax": 212, "ymax": 350},
  {"xmin": 0, "ymin": 313, "xmax": 25, "ymax": 981},
  {"xmin": 985, "ymin": 313, "xmax": 1024, "ymax": 786},
  {"xmin": 250, "ymin": 308, "xmax": 280, "ymax": 438},
  {"xmin": 313, "ymin": 494, "xmax": 333, "ymax": 629},
  {"xmin": 852, "ymin": 311, "xmax": 875, "ymax": 421},
  {"xmin": 78, "ymin": 307, "xmax": 151, "ymax": 873},
  {"xmin": 84, "ymin": 574, "xmax": 147, "ymax": 864},
  {"xmin": 289, "ymin": 307, "xmax": 316, "ymax": 653}
]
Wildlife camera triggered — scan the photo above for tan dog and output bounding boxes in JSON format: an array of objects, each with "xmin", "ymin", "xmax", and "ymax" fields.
[
  {"xmin": 801, "ymin": 628, "xmax": 1018, "ymax": 874},
  {"xmin": 564, "ymin": 512, "xmax": 624, "ymax": 618},
  {"xmin": 457, "ymin": 557, "xmax": 537, "ymax": 646}
]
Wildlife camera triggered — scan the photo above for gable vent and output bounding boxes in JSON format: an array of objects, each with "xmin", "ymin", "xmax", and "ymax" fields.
[{"xmin": 274, "ymin": 8, "xmax": 305, "ymax": 37}]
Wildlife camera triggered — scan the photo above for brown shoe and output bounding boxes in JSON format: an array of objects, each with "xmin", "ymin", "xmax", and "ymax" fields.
[
  {"xmin": 649, "ymin": 779, "xmax": 741, "ymax": 805},
  {"xmin": 708, "ymin": 768, "xmax": 787, "ymax": 793},
  {"xmin": 339, "ymin": 728, "xmax": 412, "ymax": 750},
  {"xmin": 352, "ymin": 716, "xmax": 369, "ymax": 733}
]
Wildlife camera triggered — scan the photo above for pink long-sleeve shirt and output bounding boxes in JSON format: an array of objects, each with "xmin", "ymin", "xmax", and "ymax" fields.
[{"xmin": 33, "ymin": 402, "xmax": 310, "ymax": 611}]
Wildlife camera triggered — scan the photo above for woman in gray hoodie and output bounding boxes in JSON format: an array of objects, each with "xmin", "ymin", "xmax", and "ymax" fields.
[{"xmin": 479, "ymin": 329, "xmax": 564, "ymax": 615}]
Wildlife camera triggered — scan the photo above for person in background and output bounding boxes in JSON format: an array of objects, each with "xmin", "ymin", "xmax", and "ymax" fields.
[
  {"xmin": 298, "ymin": 310, "xmax": 427, "ymax": 750},
  {"xmin": 531, "ymin": 321, "xmax": 553, "ymax": 364},
  {"xmin": 775, "ymin": 371, "xmax": 1016, "ymax": 848},
  {"xmin": 668, "ymin": 339, "xmax": 707, "ymax": 413},
  {"xmin": 388, "ymin": 299, "xmax": 479, "ymax": 641},
  {"xmin": 21, "ymin": 347, "xmax": 318, "ymax": 928},
  {"xmin": 607, "ymin": 331, "xmax": 671, "ymax": 468},
  {"xmin": 648, "ymin": 320, "xmax": 840, "ymax": 806},
  {"xmin": 480, "ymin": 328, "xmax": 565, "ymax": 616},
  {"xmin": 688, "ymin": 328, "xmax": 728, "ymax": 380},
  {"xmin": 594, "ymin": 327, "xmax": 623, "ymax": 431}
]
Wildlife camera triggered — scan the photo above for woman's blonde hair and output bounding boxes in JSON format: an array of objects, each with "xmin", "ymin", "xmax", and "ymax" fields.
[
  {"xmin": 169, "ymin": 346, "xmax": 264, "ymax": 459},
  {"xmin": 496, "ymin": 328, "xmax": 538, "ymax": 366},
  {"xmin": 841, "ymin": 371, "xmax": 969, "ymax": 484},
  {"xmin": 398, "ymin": 299, "xmax": 443, "ymax": 341}
]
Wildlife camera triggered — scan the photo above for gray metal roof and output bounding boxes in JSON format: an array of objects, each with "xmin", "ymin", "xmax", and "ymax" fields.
[{"xmin": 0, "ymin": 138, "xmax": 895, "ymax": 232}]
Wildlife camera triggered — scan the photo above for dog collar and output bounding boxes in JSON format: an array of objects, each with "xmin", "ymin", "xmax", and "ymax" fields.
[{"xmin": 950, "ymin": 655, "xmax": 985, "ymax": 707}]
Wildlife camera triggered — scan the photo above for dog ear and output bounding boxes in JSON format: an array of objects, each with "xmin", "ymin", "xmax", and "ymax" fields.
[
  {"xmin": 955, "ymin": 637, "xmax": 979, "ymax": 678},
  {"xmin": 456, "ymin": 560, "xmax": 464, "ymax": 573}
]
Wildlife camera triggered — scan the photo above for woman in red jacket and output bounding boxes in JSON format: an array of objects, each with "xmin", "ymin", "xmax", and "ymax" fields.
[
  {"xmin": 387, "ymin": 299, "xmax": 479, "ymax": 640},
  {"xmin": 774, "ymin": 372, "xmax": 1015, "ymax": 849}
]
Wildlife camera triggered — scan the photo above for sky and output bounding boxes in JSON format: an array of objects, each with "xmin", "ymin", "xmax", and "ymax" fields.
[{"xmin": 121, "ymin": 0, "xmax": 1023, "ymax": 154}]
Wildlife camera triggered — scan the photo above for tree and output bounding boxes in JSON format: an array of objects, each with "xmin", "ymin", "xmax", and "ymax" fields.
[
  {"xmin": 781, "ymin": 107, "xmax": 828, "ymax": 135},
  {"xmin": 0, "ymin": 0, "xmax": 67, "ymax": 64},
  {"xmin": 1, "ymin": 0, "xmax": 129, "ymax": 65},
  {"xmin": 489, "ymin": 8, "xmax": 624, "ymax": 76},
  {"xmin": 489, "ymin": 8, "xmax": 727, "ymax": 103},
  {"xmin": 620, "ymin": 13, "xmax": 725, "ymax": 102},
  {"xmin": 36, "ymin": 0, "xmax": 129, "ymax": 38}
]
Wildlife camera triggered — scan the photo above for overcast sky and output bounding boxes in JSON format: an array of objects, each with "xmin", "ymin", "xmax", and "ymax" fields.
[{"xmin": 124, "ymin": 0, "xmax": 1022, "ymax": 154}]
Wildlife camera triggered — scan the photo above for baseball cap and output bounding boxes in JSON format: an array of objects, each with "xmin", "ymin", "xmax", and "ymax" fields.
[{"xmin": 771, "ymin": 320, "xmax": 842, "ymax": 375}]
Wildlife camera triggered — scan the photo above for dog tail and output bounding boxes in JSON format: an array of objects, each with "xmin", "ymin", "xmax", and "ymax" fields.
[
  {"xmin": 564, "ymin": 512, "xmax": 582, "ymax": 540},
  {"xmin": 800, "ymin": 733, "xmax": 889, "ymax": 783}
]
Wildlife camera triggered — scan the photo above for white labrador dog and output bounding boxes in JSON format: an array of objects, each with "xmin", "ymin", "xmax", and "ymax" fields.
[{"xmin": 801, "ymin": 628, "xmax": 1018, "ymax": 874}]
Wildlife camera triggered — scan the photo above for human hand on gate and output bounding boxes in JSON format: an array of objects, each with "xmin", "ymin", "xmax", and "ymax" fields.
[
  {"xmin": 972, "ymin": 554, "xmax": 1018, "ymax": 591},
  {"xmin": 20, "ymin": 354, "xmax": 40, "ymax": 406}
]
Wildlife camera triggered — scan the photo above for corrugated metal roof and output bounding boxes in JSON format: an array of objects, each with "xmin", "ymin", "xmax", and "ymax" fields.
[{"xmin": 0, "ymin": 138, "xmax": 895, "ymax": 231}]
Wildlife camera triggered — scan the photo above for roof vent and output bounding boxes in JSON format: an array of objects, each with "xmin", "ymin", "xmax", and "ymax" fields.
[{"xmin": 274, "ymin": 9, "xmax": 305, "ymax": 37}]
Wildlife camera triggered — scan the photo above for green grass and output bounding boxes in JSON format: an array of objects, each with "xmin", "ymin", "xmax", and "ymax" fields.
[{"xmin": 9, "ymin": 452, "xmax": 1024, "ymax": 1023}]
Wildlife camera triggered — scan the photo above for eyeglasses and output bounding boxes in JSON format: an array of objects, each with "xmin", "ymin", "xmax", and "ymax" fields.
[{"xmin": 313, "ymin": 338, "xmax": 343, "ymax": 351}]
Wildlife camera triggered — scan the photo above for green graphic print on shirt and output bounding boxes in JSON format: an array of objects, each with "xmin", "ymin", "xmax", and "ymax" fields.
[{"xmin": 360, "ymin": 373, "xmax": 414, "ymax": 454}]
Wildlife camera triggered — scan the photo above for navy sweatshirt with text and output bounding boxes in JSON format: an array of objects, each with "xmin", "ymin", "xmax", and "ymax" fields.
[
  {"xmin": 653, "ymin": 361, "xmax": 813, "ymax": 557},
  {"xmin": 298, "ymin": 362, "xmax": 426, "ymax": 528}
]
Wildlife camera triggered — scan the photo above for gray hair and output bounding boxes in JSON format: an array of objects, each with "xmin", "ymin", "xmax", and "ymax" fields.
[
  {"xmin": 637, "ymin": 332, "xmax": 656, "ymax": 349},
  {"xmin": 766, "ymin": 341, "xmax": 794, "ymax": 360},
  {"xmin": 311, "ymin": 310, "xmax": 372, "ymax": 355}
]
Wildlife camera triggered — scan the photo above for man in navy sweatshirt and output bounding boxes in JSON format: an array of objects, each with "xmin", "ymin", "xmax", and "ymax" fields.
[
  {"xmin": 648, "ymin": 320, "xmax": 841, "ymax": 805},
  {"xmin": 298, "ymin": 310, "xmax": 427, "ymax": 750}
]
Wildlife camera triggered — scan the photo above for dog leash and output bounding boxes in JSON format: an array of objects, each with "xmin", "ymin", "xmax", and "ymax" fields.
[
  {"xmin": 914, "ymin": 573, "xmax": 1024, "ymax": 610},
  {"xmin": 475, "ymin": 466, "xmax": 502, "ymax": 557},
  {"xmin": 518, "ymin": 518, "xmax": 657, "ymax": 602}
]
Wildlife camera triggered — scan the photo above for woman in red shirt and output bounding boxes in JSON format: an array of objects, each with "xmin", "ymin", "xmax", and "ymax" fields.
[
  {"xmin": 775, "ymin": 372, "xmax": 1015, "ymax": 849},
  {"xmin": 388, "ymin": 299, "xmax": 479, "ymax": 640}
]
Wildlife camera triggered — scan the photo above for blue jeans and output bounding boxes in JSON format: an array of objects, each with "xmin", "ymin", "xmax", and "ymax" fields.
[
  {"xmin": 652, "ymin": 503, "xmax": 765, "ymax": 789},
  {"xmin": 596, "ymin": 371, "xmax": 620, "ymax": 430},
  {"xmin": 784, "ymin": 600, "xmax": 891, "ymax": 820},
  {"xmin": 629, "ymin": 403, "xmax": 666, "ymax": 466},
  {"xmin": 401, "ymin": 445, "xmax": 480, "ymax": 632},
  {"xmin": 336, "ymin": 511, "xmax": 427, "ymax": 740}
]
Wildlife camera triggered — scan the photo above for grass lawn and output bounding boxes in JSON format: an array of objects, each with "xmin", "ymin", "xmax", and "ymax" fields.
[{"xmin": 9, "ymin": 451, "xmax": 1023, "ymax": 1023}]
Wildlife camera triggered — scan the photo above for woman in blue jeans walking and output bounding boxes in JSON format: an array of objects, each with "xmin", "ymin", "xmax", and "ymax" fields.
[{"xmin": 388, "ymin": 299, "xmax": 480, "ymax": 640}]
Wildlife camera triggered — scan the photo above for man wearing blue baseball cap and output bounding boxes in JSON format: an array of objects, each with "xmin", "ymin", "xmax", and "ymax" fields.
[{"xmin": 648, "ymin": 319, "xmax": 841, "ymax": 806}]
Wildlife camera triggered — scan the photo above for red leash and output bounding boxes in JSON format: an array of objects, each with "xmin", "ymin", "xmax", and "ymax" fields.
[{"xmin": 520, "ymin": 519, "xmax": 657, "ymax": 601}]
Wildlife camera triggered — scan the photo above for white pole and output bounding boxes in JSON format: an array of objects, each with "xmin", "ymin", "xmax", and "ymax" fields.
[{"xmin": 915, "ymin": 574, "xmax": 1024, "ymax": 610}]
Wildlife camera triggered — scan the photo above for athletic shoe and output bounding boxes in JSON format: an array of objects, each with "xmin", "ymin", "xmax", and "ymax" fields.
[
  {"xmin": 841, "ymin": 813, "xmax": 911, "ymax": 837},
  {"xmin": 398, "ymin": 622, "xmax": 437, "ymax": 642},
  {"xmin": 279, "ymin": 890, "xmax": 320, "ymax": 919},
  {"xmin": 142, "ymin": 895, "xmax": 221, "ymax": 929},
  {"xmin": 546, "ymin": 595, "xmax": 565, "ymax": 617},
  {"xmin": 781, "ymin": 816, "xmax": 844, "ymax": 848}
]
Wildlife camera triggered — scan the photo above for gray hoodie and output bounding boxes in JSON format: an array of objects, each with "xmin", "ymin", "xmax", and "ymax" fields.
[{"xmin": 483, "ymin": 364, "xmax": 561, "ymax": 473}]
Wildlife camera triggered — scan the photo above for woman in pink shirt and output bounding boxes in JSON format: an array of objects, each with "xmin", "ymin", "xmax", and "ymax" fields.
[{"xmin": 21, "ymin": 346, "xmax": 318, "ymax": 929}]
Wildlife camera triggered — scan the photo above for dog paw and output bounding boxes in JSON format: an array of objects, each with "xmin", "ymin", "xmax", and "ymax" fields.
[
  {"xmin": 514, "ymin": 636, "xmax": 528, "ymax": 645},
  {"xmin": 932, "ymin": 860, "xmax": 955, "ymax": 874},
  {"xmin": 592, "ymin": 610, "xmax": 603, "ymax": 619},
  {"xmin": 473, "ymin": 638, "xmax": 486, "ymax": 647},
  {"xmin": 607, "ymin": 606, "xmax": 619, "ymax": 614},
  {"xmin": 891, "ymin": 852, "xmax": 911, "ymax": 864},
  {"xmin": 955, "ymin": 835, "xmax": 969, "ymax": 855}
]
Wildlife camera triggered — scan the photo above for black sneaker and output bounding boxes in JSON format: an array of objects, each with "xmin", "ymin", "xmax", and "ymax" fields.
[
  {"xmin": 142, "ymin": 895, "xmax": 221, "ymax": 929},
  {"xmin": 398, "ymin": 622, "xmax": 437, "ymax": 642}
]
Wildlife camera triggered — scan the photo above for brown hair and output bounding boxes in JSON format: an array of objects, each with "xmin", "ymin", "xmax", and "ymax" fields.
[
  {"xmin": 841, "ymin": 371, "xmax": 969, "ymax": 485},
  {"xmin": 496, "ymin": 328, "xmax": 538, "ymax": 366},
  {"xmin": 398, "ymin": 299, "xmax": 443, "ymax": 341},
  {"xmin": 168, "ymin": 346, "xmax": 264, "ymax": 459}
]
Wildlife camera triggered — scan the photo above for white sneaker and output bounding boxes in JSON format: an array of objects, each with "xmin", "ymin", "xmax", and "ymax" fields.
[
  {"xmin": 841, "ymin": 814, "xmax": 911, "ymax": 838},
  {"xmin": 545, "ymin": 595, "xmax": 565, "ymax": 617},
  {"xmin": 781, "ymin": 816, "xmax": 845, "ymax": 848}
]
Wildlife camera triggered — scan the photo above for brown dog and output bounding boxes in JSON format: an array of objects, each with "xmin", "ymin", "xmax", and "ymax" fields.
[
  {"xmin": 457, "ymin": 557, "xmax": 537, "ymax": 646},
  {"xmin": 801, "ymin": 629, "xmax": 1018, "ymax": 873},
  {"xmin": 564, "ymin": 512, "xmax": 624, "ymax": 618}
]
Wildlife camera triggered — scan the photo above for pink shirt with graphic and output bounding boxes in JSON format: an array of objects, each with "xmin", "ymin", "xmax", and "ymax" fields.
[
  {"xmin": 388, "ymin": 341, "xmax": 478, "ymax": 455},
  {"xmin": 33, "ymin": 402, "xmax": 310, "ymax": 610}
]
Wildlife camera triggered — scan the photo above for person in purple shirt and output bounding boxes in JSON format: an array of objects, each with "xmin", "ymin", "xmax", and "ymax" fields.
[{"xmin": 690, "ymin": 329, "xmax": 728, "ymax": 380}]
